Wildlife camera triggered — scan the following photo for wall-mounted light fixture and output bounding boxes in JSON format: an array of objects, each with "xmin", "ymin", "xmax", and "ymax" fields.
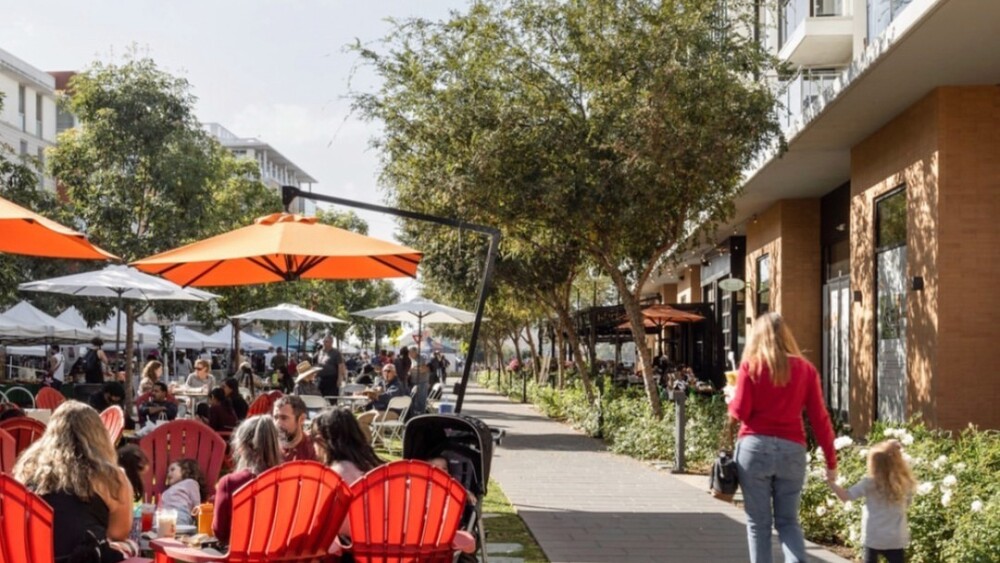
[{"xmin": 911, "ymin": 276, "xmax": 924, "ymax": 291}]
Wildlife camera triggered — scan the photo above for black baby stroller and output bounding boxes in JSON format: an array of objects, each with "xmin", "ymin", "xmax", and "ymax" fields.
[{"xmin": 403, "ymin": 413, "xmax": 496, "ymax": 562}]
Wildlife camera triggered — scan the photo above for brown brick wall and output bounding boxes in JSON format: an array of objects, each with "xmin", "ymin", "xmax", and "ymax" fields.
[
  {"xmin": 850, "ymin": 86, "xmax": 1000, "ymax": 433},
  {"xmin": 935, "ymin": 86, "xmax": 1000, "ymax": 430},
  {"xmin": 745, "ymin": 199, "xmax": 822, "ymax": 367}
]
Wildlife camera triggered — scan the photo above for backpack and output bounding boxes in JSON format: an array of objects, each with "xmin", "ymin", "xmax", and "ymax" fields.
[{"xmin": 82, "ymin": 349, "xmax": 103, "ymax": 382}]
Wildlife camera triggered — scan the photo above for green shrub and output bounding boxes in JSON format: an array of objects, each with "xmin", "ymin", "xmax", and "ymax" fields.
[{"xmin": 800, "ymin": 422, "xmax": 1000, "ymax": 562}]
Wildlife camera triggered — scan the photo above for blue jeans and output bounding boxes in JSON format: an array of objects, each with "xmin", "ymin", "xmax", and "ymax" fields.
[{"xmin": 736, "ymin": 435, "xmax": 808, "ymax": 563}]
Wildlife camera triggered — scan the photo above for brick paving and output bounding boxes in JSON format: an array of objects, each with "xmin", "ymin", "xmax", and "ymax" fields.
[{"xmin": 458, "ymin": 381, "xmax": 851, "ymax": 563}]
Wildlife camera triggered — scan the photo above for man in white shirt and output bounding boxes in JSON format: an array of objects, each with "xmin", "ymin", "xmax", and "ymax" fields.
[{"xmin": 48, "ymin": 344, "xmax": 65, "ymax": 387}]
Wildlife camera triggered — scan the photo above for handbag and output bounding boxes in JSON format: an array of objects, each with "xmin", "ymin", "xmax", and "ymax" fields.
[{"xmin": 709, "ymin": 417, "xmax": 740, "ymax": 501}]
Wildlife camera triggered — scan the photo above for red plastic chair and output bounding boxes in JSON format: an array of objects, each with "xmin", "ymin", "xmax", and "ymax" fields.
[
  {"xmin": 100, "ymin": 406, "xmax": 125, "ymax": 445},
  {"xmin": 151, "ymin": 461, "xmax": 352, "ymax": 563},
  {"xmin": 343, "ymin": 460, "xmax": 472, "ymax": 563},
  {"xmin": 139, "ymin": 419, "xmax": 226, "ymax": 502},
  {"xmin": 246, "ymin": 393, "xmax": 274, "ymax": 417},
  {"xmin": 0, "ymin": 473, "xmax": 55, "ymax": 563},
  {"xmin": 34, "ymin": 387, "xmax": 65, "ymax": 410},
  {"xmin": 0, "ymin": 417, "xmax": 46, "ymax": 457},
  {"xmin": 0, "ymin": 474, "xmax": 150, "ymax": 563},
  {"xmin": 0, "ymin": 428, "xmax": 16, "ymax": 474}
]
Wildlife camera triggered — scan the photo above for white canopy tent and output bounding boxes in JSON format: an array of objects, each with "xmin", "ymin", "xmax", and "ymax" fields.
[
  {"xmin": 1, "ymin": 301, "xmax": 95, "ymax": 342},
  {"xmin": 55, "ymin": 306, "xmax": 119, "ymax": 341},
  {"xmin": 210, "ymin": 324, "xmax": 273, "ymax": 352},
  {"xmin": 173, "ymin": 326, "xmax": 228, "ymax": 350}
]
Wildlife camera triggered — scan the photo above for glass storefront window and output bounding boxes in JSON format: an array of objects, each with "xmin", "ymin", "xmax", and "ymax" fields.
[
  {"xmin": 876, "ymin": 188, "xmax": 906, "ymax": 251},
  {"xmin": 757, "ymin": 254, "xmax": 771, "ymax": 316}
]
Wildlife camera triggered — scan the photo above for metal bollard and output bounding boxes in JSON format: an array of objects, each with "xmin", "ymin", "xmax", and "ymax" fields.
[{"xmin": 670, "ymin": 383, "xmax": 687, "ymax": 473}]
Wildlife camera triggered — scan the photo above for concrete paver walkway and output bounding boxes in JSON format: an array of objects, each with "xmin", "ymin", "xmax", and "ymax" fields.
[{"xmin": 459, "ymin": 381, "xmax": 850, "ymax": 563}]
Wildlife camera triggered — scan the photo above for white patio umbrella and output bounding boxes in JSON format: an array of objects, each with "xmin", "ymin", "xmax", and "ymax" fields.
[
  {"xmin": 18, "ymin": 264, "xmax": 217, "ymax": 353},
  {"xmin": 232, "ymin": 302, "xmax": 347, "ymax": 354},
  {"xmin": 353, "ymin": 297, "xmax": 477, "ymax": 371}
]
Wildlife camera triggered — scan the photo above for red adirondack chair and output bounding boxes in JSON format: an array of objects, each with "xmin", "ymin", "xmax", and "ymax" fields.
[
  {"xmin": 151, "ymin": 461, "xmax": 353, "ymax": 563},
  {"xmin": 100, "ymin": 405, "xmax": 125, "ymax": 445},
  {"xmin": 0, "ymin": 417, "xmax": 46, "ymax": 457},
  {"xmin": 0, "ymin": 473, "xmax": 55, "ymax": 563},
  {"xmin": 139, "ymin": 419, "xmax": 226, "ymax": 502},
  {"xmin": 0, "ymin": 474, "xmax": 150, "ymax": 563},
  {"xmin": 342, "ymin": 460, "xmax": 474, "ymax": 563},
  {"xmin": 34, "ymin": 387, "xmax": 65, "ymax": 410},
  {"xmin": 246, "ymin": 393, "xmax": 274, "ymax": 417},
  {"xmin": 0, "ymin": 428, "xmax": 16, "ymax": 474}
]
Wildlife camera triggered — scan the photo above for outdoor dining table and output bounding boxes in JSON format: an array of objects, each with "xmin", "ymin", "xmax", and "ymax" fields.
[
  {"xmin": 170, "ymin": 385, "xmax": 210, "ymax": 417},
  {"xmin": 324, "ymin": 394, "xmax": 370, "ymax": 412}
]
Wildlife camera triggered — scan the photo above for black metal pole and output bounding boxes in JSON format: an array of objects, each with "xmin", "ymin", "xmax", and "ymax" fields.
[{"xmin": 280, "ymin": 186, "xmax": 500, "ymax": 414}]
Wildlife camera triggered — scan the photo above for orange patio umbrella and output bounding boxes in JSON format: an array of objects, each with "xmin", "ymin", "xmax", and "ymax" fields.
[
  {"xmin": 0, "ymin": 195, "xmax": 117, "ymax": 260},
  {"xmin": 635, "ymin": 304, "xmax": 705, "ymax": 324},
  {"xmin": 132, "ymin": 212, "xmax": 422, "ymax": 287},
  {"xmin": 616, "ymin": 318, "xmax": 678, "ymax": 333}
]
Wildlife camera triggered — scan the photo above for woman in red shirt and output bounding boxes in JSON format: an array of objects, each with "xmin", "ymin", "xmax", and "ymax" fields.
[
  {"xmin": 211, "ymin": 415, "xmax": 282, "ymax": 545},
  {"xmin": 728, "ymin": 312, "xmax": 838, "ymax": 563}
]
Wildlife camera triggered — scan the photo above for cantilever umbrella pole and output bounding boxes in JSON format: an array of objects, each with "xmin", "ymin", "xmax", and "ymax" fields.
[{"xmin": 281, "ymin": 186, "xmax": 500, "ymax": 414}]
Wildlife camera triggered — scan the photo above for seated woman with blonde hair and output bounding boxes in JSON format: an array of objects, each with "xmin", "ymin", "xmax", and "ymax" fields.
[{"xmin": 14, "ymin": 401, "xmax": 136, "ymax": 562}]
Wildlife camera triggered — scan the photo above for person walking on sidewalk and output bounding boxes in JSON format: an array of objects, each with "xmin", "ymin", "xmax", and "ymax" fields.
[
  {"xmin": 728, "ymin": 312, "xmax": 838, "ymax": 563},
  {"xmin": 827, "ymin": 439, "xmax": 915, "ymax": 563}
]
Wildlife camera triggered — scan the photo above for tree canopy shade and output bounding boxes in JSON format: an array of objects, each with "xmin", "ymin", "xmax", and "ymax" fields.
[{"xmin": 353, "ymin": 0, "xmax": 781, "ymax": 416}]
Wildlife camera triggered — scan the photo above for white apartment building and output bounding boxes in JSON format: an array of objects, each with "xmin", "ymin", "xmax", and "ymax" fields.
[
  {"xmin": 0, "ymin": 47, "xmax": 58, "ymax": 191},
  {"xmin": 204, "ymin": 123, "xmax": 318, "ymax": 215},
  {"xmin": 645, "ymin": 0, "xmax": 1000, "ymax": 433}
]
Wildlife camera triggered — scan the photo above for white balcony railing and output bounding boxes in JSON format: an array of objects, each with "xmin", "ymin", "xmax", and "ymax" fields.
[
  {"xmin": 780, "ymin": 0, "xmax": 848, "ymax": 48},
  {"xmin": 774, "ymin": 68, "xmax": 843, "ymax": 135}
]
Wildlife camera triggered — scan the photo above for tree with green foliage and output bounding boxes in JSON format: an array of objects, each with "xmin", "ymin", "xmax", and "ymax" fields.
[
  {"xmin": 353, "ymin": 0, "xmax": 780, "ymax": 417},
  {"xmin": 48, "ymin": 52, "xmax": 244, "ymax": 384}
]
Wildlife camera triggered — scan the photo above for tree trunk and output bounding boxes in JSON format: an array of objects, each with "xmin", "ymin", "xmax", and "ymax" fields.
[
  {"xmin": 610, "ymin": 271, "xmax": 664, "ymax": 419},
  {"xmin": 523, "ymin": 322, "xmax": 540, "ymax": 378},
  {"xmin": 124, "ymin": 304, "xmax": 136, "ymax": 410},
  {"xmin": 553, "ymin": 304, "xmax": 595, "ymax": 403}
]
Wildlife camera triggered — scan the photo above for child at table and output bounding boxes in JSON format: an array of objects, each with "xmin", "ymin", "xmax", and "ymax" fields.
[{"xmin": 160, "ymin": 459, "xmax": 207, "ymax": 526}]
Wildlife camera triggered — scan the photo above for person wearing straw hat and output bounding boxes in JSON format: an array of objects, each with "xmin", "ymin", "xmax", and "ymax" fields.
[{"xmin": 292, "ymin": 360, "xmax": 322, "ymax": 396}]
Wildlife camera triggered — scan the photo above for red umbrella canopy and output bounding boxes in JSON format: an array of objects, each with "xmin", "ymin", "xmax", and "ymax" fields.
[
  {"xmin": 133, "ymin": 213, "xmax": 422, "ymax": 287},
  {"xmin": 636, "ymin": 304, "xmax": 705, "ymax": 324}
]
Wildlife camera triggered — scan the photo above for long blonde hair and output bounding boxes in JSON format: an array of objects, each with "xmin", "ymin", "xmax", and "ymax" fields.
[
  {"xmin": 142, "ymin": 360, "xmax": 162, "ymax": 381},
  {"xmin": 741, "ymin": 312, "xmax": 803, "ymax": 386},
  {"xmin": 14, "ymin": 401, "xmax": 122, "ymax": 501},
  {"xmin": 868, "ymin": 439, "xmax": 916, "ymax": 504},
  {"xmin": 231, "ymin": 415, "xmax": 282, "ymax": 475}
]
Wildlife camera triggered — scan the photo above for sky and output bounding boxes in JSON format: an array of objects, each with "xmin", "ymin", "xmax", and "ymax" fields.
[{"xmin": 1, "ymin": 0, "xmax": 470, "ymax": 299}]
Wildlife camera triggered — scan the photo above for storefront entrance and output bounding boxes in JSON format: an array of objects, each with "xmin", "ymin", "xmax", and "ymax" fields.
[{"xmin": 822, "ymin": 276, "xmax": 850, "ymax": 420}]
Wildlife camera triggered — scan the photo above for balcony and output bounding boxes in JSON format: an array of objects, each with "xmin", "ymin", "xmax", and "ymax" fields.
[
  {"xmin": 774, "ymin": 68, "xmax": 843, "ymax": 136},
  {"xmin": 778, "ymin": 0, "xmax": 854, "ymax": 67}
]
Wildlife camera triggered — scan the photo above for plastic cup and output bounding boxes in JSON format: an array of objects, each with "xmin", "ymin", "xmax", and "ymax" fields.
[
  {"xmin": 438, "ymin": 402, "xmax": 454, "ymax": 414},
  {"xmin": 140, "ymin": 503, "xmax": 155, "ymax": 532},
  {"xmin": 156, "ymin": 509, "xmax": 178, "ymax": 538},
  {"xmin": 725, "ymin": 371, "xmax": 738, "ymax": 386}
]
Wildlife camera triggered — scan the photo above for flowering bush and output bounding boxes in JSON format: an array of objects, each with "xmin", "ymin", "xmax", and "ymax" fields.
[
  {"xmin": 800, "ymin": 421, "xmax": 1000, "ymax": 562},
  {"xmin": 480, "ymin": 372, "xmax": 999, "ymax": 561}
]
